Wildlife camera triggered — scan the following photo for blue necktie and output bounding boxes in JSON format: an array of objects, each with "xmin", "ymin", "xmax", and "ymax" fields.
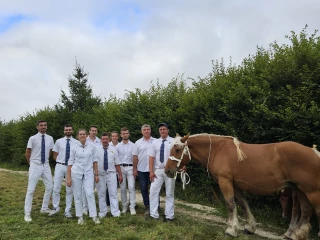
[
  {"xmin": 41, "ymin": 135, "xmax": 45, "ymax": 163},
  {"xmin": 104, "ymin": 148, "xmax": 108, "ymax": 171},
  {"xmin": 160, "ymin": 139, "xmax": 165, "ymax": 163},
  {"xmin": 65, "ymin": 139, "xmax": 70, "ymax": 165}
]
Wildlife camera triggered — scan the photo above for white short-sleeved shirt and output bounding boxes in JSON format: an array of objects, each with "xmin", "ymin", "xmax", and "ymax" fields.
[
  {"xmin": 96, "ymin": 145, "xmax": 120, "ymax": 175},
  {"xmin": 148, "ymin": 136, "xmax": 174, "ymax": 170},
  {"xmin": 132, "ymin": 137, "xmax": 156, "ymax": 172},
  {"xmin": 109, "ymin": 142, "xmax": 118, "ymax": 148},
  {"xmin": 86, "ymin": 136, "xmax": 101, "ymax": 146},
  {"xmin": 53, "ymin": 137, "xmax": 79, "ymax": 164},
  {"xmin": 27, "ymin": 133, "xmax": 54, "ymax": 164},
  {"xmin": 68, "ymin": 142, "xmax": 97, "ymax": 179},
  {"xmin": 116, "ymin": 140, "xmax": 134, "ymax": 164}
]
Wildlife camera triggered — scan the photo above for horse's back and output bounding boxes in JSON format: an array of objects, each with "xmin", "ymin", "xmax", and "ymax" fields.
[{"xmin": 229, "ymin": 141, "xmax": 320, "ymax": 194}]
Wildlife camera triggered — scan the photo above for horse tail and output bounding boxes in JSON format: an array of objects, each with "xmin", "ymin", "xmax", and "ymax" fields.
[{"xmin": 233, "ymin": 138, "xmax": 247, "ymax": 162}]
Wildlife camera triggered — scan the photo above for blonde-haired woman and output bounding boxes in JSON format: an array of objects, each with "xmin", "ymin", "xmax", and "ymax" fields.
[{"xmin": 67, "ymin": 129, "xmax": 100, "ymax": 224}]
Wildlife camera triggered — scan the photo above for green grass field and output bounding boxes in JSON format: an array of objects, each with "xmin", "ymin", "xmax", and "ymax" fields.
[{"xmin": 0, "ymin": 170, "xmax": 316, "ymax": 240}]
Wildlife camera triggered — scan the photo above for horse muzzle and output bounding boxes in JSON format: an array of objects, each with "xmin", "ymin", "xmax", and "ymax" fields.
[{"xmin": 165, "ymin": 168, "xmax": 177, "ymax": 178}]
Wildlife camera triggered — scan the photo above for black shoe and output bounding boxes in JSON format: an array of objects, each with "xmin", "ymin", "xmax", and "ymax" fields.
[
  {"xmin": 145, "ymin": 215, "xmax": 159, "ymax": 221},
  {"xmin": 144, "ymin": 206, "xmax": 150, "ymax": 215},
  {"xmin": 164, "ymin": 218, "xmax": 174, "ymax": 222}
]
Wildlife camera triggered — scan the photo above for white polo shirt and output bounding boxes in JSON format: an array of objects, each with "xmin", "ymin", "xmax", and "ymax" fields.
[
  {"xmin": 132, "ymin": 137, "xmax": 156, "ymax": 172},
  {"xmin": 86, "ymin": 136, "xmax": 101, "ymax": 146},
  {"xmin": 27, "ymin": 132, "xmax": 54, "ymax": 164},
  {"xmin": 148, "ymin": 136, "xmax": 174, "ymax": 170},
  {"xmin": 109, "ymin": 142, "xmax": 118, "ymax": 148},
  {"xmin": 53, "ymin": 137, "xmax": 79, "ymax": 164},
  {"xmin": 96, "ymin": 145, "xmax": 120, "ymax": 175},
  {"xmin": 116, "ymin": 140, "xmax": 134, "ymax": 164},
  {"xmin": 68, "ymin": 142, "xmax": 97, "ymax": 179}
]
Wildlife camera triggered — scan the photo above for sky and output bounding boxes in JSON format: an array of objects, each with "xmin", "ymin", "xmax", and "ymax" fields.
[{"xmin": 0, "ymin": 0, "xmax": 319, "ymax": 121}]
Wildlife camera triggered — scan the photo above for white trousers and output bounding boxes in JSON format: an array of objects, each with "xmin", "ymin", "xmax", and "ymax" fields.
[
  {"xmin": 24, "ymin": 162, "xmax": 53, "ymax": 214},
  {"xmin": 52, "ymin": 163, "xmax": 73, "ymax": 213},
  {"xmin": 150, "ymin": 169, "xmax": 175, "ymax": 219},
  {"xmin": 82, "ymin": 186, "xmax": 88, "ymax": 212},
  {"xmin": 120, "ymin": 166, "xmax": 136, "ymax": 209},
  {"xmin": 96, "ymin": 172, "xmax": 120, "ymax": 217},
  {"xmin": 71, "ymin": 172, "xmax": 97, "ymax": 218}
]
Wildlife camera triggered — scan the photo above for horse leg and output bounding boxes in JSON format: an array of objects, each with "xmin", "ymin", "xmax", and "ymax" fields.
[
  {"xmin": 219, "ymin": 178, "xmax": 240, "ymax": 237},
  {"xmin": 290, "ymin": 190, "xmax": 313, "ymax": 240},
  {"xmin": 284, "ymin": 189, "xmax": 301, "ymax": 239},
  {"xmin": 304, "ymin": 191, "xmax": 320, "ymax": 238},
  {"xmin": 234, "ymin": 188, "xmax": 256, "ymax": 234}
]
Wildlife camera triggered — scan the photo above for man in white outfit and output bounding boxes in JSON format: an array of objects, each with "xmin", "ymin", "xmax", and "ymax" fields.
[
  {"xmin": 133, "ymin": 124, "xmax": 156, "ymax": 215},
  {"xmin": 49, "ymin": 124, "xmax": 78, "ymax": 218},
  {"xmin": 95, "ymin": 132, "xmax": 123, "ymax": 218},
  {"xmin": 116, "ymin": 127, "xmax": 136, "ymax": 215},
  {"xmin": 148, "ymin": 123, "xmax": 175, "ymax": 221},
  {"xmin": 82, "ymin": 125, "xmax": 101, "ymax": 215},
  {"xmin": 24, "ymin": 120, "xmax": 54, "ymax": 222}
]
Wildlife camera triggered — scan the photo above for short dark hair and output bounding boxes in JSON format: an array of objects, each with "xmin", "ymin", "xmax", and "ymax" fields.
[
  {"xmin": 64, "ymin": 124, "xmax": 72, "ymax": 128},
  {"xmin": 89, "ymin": 125, "xmax": 98, "ymax": 130},
  {"xmin": 77, "ymin": 129, "xmax": 87, "ymax": 135},
  {"xmin": 37, "ymin": 120, "xmax": 46, "ymax": 126},
  {"xmin": 101, "ymin": 132, "xmax": 109, "ymax": 137},
  {"xmin": 120, "ymin": 127, "xmax": 129, "ymax": 133}
]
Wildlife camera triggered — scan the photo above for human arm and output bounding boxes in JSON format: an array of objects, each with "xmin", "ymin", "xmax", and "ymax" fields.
[
  {"xmin": 25, "ymin": 148, "xmax": 31, "ymax": 165},
  {"xmin": 133, "ymin": 155, "xmax": 138, "ymax": 177},
  {"xmin": 149, "ymin": 156, "xmax": 156, "ymax": 182},
  {"xmin": 67, "ymin": 165, "xmax": 72, "ymax": 187},
  {"xmin": 93, "ymin": 162, "xmax": 99, "ymax": 183},
  {"xmin": 115, "ymin": 165, "xmax": 123, "ymax": 184},
  {"xmin": 53, "ymin": 152, "xmax": 58, "ymax": 161}
]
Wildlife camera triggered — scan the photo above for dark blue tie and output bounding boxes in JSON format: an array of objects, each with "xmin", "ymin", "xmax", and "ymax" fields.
[
  {"xmin": 104, "ymin": 148, "xmax": 108, "ymax": 171},
  {"xmin": 160, "ymin": 139, "xmax": 165, "ymax": 163},
  {"xmin": 41, "ymin": 135, "xmax": 45, "ymax": 163},
  {"xmin": 65, "ymin": 139, "xmax": 70, "ymax": 165}
]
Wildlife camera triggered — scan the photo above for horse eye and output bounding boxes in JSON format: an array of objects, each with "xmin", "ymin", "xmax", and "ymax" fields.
[{"xmin": 175, "ymin": 149, "xmax": 180, "ymax": 152}]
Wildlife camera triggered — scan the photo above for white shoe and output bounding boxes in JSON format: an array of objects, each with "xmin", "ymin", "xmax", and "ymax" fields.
[
  {"xmin": 122, "ymin": 207, "xmax": 127, "ymax": 214},
  {"xmin": 24, "ymin": 213, "xmax": 32, "ymax": 222},
  {"xmin": 83, "ymin": 209, "xmax": 88, "ymax": 215},
  {"xmin": 130, "ymin": 208, "xmax": 136, "ymax": 215},
  {"xmin": 64, "ymin": 212, "xmax": 73, "ymax": 218},
  {"xmin": 78, "ymin": 217, "xmax": 84, "ymax": 225},
  {"xmin": 40, "ymin": 209, "xmax": 52, "ymax": 214},
  {"xmin": 92, "ymin": 217, "xmax": 100, "ymax": 224},
  {"xmin": 48, "ymin": 209, "xmax": 59, "ymax": 216}
]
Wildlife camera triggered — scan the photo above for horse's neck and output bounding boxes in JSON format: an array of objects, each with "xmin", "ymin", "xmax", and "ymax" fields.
[{"xmin": 188, "ymin": 135, "xmax": 225, "ymax": 167}]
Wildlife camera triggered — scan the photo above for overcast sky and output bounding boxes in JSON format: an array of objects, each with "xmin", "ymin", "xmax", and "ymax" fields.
[{"xmin": 0, "ymin": 0, "xmax": 319, "ymax": 121}]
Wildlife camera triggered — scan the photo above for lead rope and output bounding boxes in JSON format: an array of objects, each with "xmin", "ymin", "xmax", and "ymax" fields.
[
  {"xmin": 207, "ymin": 135, "xmax": 212, "ymax": 178},
  {"xmin": 177, "ymin": 170, "xmax": 190, "ymax": 190}
]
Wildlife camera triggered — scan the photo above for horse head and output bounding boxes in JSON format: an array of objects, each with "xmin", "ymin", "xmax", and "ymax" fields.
[{"xmin": 165, "ymin": 134, "xmax": 190, "ymax": 178}]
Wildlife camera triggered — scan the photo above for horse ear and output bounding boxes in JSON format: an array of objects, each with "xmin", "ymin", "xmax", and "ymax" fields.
[
  {"xmin": 176, "ymin": 133, "xmax": 180, "ymax": 137},
  {"xmin": 181, "ymin": 134, "xmax": 189, "ymax": 143}
]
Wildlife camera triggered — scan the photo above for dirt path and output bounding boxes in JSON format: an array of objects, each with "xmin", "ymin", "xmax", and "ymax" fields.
[{"xmin": 0, "ymin": 168, "xmax": 283, "ymax": 239}]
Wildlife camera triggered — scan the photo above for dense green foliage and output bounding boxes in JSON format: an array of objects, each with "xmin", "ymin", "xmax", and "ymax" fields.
[{"xmin": 1, "ymin": 26, "xmax": 320, "ymax": 208}]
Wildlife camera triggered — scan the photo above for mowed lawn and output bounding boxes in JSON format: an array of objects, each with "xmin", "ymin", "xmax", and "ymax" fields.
[{"xmin": 0, "ymin": 170, "xmax": 284, "ymax": 240}]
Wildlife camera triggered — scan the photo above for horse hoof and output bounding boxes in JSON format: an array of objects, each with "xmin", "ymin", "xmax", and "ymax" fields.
[{"xmin": 244, "ymin": 229, "xmax": 254, "ymax": 235}]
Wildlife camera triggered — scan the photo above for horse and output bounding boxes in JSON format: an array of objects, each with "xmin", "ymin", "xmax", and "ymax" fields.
[{"xmin": 164, "ymin": 134, "xmax": 320, "ymax": 240}]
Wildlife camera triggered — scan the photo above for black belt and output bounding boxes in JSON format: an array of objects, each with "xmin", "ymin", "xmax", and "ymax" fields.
[
  {"xmin": 120, "ymin": 164, "xmax": 133, "ymax": 166},
  {"xmin": 56, "ymin": 162, "xmax": 66, "ymax": 165}
]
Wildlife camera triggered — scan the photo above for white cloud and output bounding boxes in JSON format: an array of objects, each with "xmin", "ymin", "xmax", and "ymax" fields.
[{"xmin": 0, "ymin": 0, "xmax": 319, "ymax": 121}]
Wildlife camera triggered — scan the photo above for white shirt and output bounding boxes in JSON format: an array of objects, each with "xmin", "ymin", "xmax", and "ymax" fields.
[
  {"xmin": 68, "ymin": 142, "xmax": 97, "ymax": 179},
  {"xmin": 109, "ymin": 142, "xmax": 118, "ymax": 148},
  {"xmin": 132, "ymin": 137, "xmax": 156, "ymax": 172},
  {"xmin": 148, "ymin": 136, "xmax": 174, "ymax": 170},
  {"xmin": 86, "ymin": 136, "xmax": 101, "ymax": 146},
  {"xmin": 27, "ymin": 133, "xmax": 54, "ymax": 164},
  {"xmin": 116, "ymin": 140, "xmax": 134, "ymax": 164},
  {"xmin": 53, "ymin": 137, "xmax": 79, "ymax": 164},
  {"xmin": 96, "ymin": 145, "xmax": 120, "ymax": 175}
]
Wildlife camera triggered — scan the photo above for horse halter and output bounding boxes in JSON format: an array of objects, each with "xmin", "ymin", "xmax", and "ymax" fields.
[{"xmin": 168, "ymin": 141, "xmax": 191, "ymax": 168}]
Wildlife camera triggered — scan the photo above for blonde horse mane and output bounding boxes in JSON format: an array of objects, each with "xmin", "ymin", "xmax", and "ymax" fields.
[{"xmin": 189, "ymin": 133, "xmax": 247, "ymax": 162}]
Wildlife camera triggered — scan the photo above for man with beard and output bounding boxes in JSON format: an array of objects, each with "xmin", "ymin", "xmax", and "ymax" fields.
[
  {"xmin": 24, "ymin": 120, "xmax": 54, "ymax": 222},
  {"xmin": 116, "ymin": 127, "xmax": 136, "ymax": 215},
  {"xmin": 49, "ymin": 124, "xmax": 79, "ymax": 218}
]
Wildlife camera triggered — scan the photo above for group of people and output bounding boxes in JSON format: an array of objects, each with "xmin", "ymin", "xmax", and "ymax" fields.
[{"xmin": 24, "ymin": 120, "xmax": 176, "ymax": 224}]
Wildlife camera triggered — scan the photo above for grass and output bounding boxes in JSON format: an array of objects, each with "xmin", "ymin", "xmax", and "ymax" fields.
[{"xmin": 0, "ymin": 170, "xmax": 317, "ymax": 240}]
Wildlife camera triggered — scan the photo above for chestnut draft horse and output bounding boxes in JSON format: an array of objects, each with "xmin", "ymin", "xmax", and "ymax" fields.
[{"xmin": 164, "ymin": 134, "xmax": 320, "ymax": 240}]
